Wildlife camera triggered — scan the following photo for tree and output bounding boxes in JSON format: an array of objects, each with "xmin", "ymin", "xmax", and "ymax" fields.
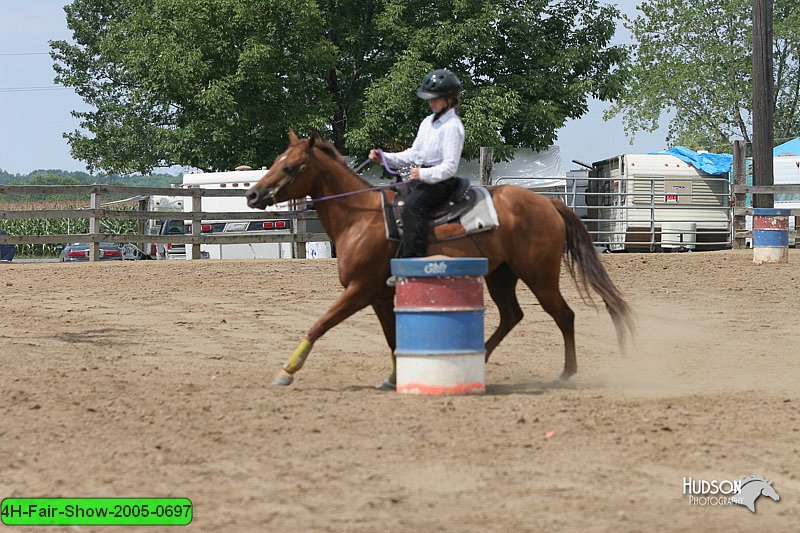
[
  {"xmin": 348, "ymin": 0, "xmax": 628, "ymax": 160},
  {"xmin": 609, "ymin": 0, "xmax": 800, "ymax": 153},
  {"xmin": 28, "ymin": 173, "xmax": 87, "ymax": 186},
  {"xmin": 52, "ymin": 0, "xmax": 335, "ymax": 173},
  {"xmin": 52, "ymin": 0, "xmax": 626, "ymax": 173}
]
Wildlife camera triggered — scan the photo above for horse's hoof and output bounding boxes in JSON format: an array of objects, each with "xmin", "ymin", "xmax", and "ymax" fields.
[
  {"xmin": 551, "ymin": 377, "xmax": 576, "ymax": 389},
  {"xmin": 374, "ymin": 377, "xmax": 396, "ymax": 391},
  {"xmin": 558, "ymin": 370, "xmax": 576, "ymax": 382},
  {"xmin": 272, "ymin": 371, "xmax": 294, "ymax": 387}
]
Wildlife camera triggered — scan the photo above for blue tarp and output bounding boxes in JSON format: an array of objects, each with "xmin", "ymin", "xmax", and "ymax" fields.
[
  {"xmin": 648, "ymin": 146, "xmax": 733, "ymax": 175},
  {"xmin": 774, "ymin": 137, "xmax": 800, "ymax": 156}
]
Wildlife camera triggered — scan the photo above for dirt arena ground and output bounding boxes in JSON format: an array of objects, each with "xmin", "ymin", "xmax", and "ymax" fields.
[{"xmin": 1, "ymin": 250, "xmax": 798, "ymax": 532}]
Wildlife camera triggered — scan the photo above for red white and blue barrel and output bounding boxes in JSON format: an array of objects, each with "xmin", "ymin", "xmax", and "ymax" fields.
[
  {"xmin": 391, "ymin": 257, "xmax": 488, "ymax": 395},
  {"xmin": 753, "ymin": 208, "xmax": 790, "ymax": 264}
]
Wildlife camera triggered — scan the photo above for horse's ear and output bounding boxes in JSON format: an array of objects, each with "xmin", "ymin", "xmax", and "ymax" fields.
[
  {"xmin": 288, "ymin": 129, "xmax": 299, "ymax": 144},
  {"xmin": 308, "ymin": 131, "xmax": 318, "ymax": 150}
]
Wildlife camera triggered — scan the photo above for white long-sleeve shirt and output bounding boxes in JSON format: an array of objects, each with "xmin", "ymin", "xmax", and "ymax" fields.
[{"xmin": 383, "ymin": 108, "xmax": 465, "ymax": 184}]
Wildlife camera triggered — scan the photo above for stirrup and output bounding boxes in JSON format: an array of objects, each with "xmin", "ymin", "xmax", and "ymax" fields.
[{"xmin": 386, "ymin": 276, "xmax": 397, "ymax": 287}]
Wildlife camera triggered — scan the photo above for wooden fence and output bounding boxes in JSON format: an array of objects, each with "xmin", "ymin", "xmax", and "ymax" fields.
[
  {"xmin": 0, "ymin": 185, "xmax": 328, "ymax": 260},
  {"xmin": 3, "ymin": 183, "xmax": 799, "ymax": 258},
  {"xmin": 731, "ymin": 184, "xmax": 800, "ymax": 249}
]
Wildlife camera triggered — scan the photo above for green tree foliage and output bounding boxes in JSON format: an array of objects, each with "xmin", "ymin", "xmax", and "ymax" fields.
[
  {"xmin": 28, "ymin": 173, "xmax": 86, "ymax": 186},
  {"xmin": 52, "ymin": 0, "xmax": 626, "ymax": 172},
  {"xmin": 609, "ymin": 0, "xmax": 800, "ymax": 153},
  {"xmin": 0, "ymin": 169, "xmax": 179, "ymax": 187},
  {"xmin": 348, "ymin": 0, "xmax": 627, "ymax": 160},
  {"xmin": 0, "ymin": 169, "xmax": 16, "ymax": 184}
]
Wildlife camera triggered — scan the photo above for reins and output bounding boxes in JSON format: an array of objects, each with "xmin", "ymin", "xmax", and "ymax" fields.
[
  {"xmin": 279, "ymin": 149, "xmax": 408, "ymax": 213},
  {"xmin": 353, "ymin": 149, "xmax": 403, "ymax": 177}
]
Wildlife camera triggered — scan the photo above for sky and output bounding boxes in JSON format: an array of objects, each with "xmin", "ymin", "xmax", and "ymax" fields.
[{"xmin": 0, "ymin": 0, "xmax": 668, "ymax": 176}]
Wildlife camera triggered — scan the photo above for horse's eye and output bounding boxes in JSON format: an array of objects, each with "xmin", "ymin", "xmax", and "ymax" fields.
[{"xmin": 284, "ymin": 165, "xmax": 295, "ymax": 175}]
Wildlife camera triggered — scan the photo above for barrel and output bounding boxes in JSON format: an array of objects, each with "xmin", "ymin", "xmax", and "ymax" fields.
[
  {"xmin": 391, "ymin": 257, "xmax": 488, "ymax": 395},
  {"xmin": 753, "ymin": 208, "xmax": 790, "ymax": 264}
]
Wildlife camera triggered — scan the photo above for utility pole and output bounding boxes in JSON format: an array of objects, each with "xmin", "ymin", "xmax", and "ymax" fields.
[
  {"xmin": 752, "ymin": 0, "xmax": 774, "ymax": 208},
  {"xmin": 479, "ymin": 147, "xmax": 493, "ymax": 186}
]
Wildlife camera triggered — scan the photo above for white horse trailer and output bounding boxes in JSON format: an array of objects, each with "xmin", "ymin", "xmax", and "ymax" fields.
[
  {"xmin": 588, "ymin": 154, "xmax": 731, "ymax": 251},
  {"xmin": 180, "ymin": 169, "xmax": 332, "ymax": 259}
]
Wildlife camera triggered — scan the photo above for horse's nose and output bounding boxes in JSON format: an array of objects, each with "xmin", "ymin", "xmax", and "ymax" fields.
[{"xmin": 246, "ymin": 188, "xmax": 260, "ymax": 208}]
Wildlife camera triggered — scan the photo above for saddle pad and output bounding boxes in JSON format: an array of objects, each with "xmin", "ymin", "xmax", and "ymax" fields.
[{"xmin": 381, "ymin": 186, "xmax": 500, "ymax": 243}]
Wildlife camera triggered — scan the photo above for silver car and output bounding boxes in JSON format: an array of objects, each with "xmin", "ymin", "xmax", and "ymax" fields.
[{"xmin": 59, "ymin": 242, "xmax": 123, "ymax": 262}]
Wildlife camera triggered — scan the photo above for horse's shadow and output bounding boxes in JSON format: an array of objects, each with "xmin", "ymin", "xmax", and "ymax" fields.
[
  {"xmin": 335, "ymin": 379, "xmax": 577, "ymax": 395},
  {"xmin": 486, "ymin": 379, "xmax": 577, "ymax": 396}
]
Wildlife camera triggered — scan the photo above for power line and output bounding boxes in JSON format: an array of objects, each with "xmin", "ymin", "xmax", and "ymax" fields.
[
  {"xmin": 0, "ymin": 52, "xmax": 51, "ymax": 56},
  {"xmin": 0, "ymin": 86, "xmax": 73, "ymax": 93}
]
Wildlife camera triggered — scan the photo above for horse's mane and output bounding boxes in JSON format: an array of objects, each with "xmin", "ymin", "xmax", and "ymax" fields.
[
  {"xmin": 315, "ymin": 139, "xmax": 348, "ymax": 165},
  {"xmin": 312, "ymin": 137, "xmax": 373, "ymax": 188},
  {"xmin": 740, "ymin": 475, "xmax": 768, "ymax": 486}
]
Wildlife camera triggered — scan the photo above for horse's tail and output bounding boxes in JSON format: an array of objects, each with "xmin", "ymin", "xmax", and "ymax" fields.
[{"xmin": 551, "ymin": 199, "xmax": 634, "ymax": 347}]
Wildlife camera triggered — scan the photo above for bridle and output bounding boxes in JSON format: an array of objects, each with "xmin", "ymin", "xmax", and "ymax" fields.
[
  {"xmin": 266, "ymin": 148, "xmax": 409, "ymax": 213},
  {"xmin": 282, "ymin": 151, "xmax": 313, "ymax": 180},
  {"xmin": 260, "ymin": 149, "xmax": 313, "ymax": 202}
]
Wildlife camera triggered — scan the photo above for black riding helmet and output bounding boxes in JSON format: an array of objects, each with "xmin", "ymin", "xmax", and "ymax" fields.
[{"xmin": 416, "ymin": 69, "xmax": 461, "ymax": 100}]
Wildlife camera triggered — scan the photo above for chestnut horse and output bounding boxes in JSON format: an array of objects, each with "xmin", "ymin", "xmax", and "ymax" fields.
[{"xmin": 246, "ymin": 131, "xmax": 632, "ymax": 387}]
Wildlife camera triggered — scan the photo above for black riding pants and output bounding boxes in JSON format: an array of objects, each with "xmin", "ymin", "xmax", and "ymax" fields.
[{"xmin": 400, "ymin": 177, "xmax": 459, "ymax": 258}]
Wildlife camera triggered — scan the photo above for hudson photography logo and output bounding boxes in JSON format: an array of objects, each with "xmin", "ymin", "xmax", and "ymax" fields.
[{"xmin": 682, "ymin": 476, "xmax": 781, "ymax": 512}]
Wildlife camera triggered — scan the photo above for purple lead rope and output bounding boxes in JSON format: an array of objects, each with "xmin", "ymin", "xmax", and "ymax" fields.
[
  {"xmin": 279, "ymin": 150, "xmax": 407, "ymax": 211},
  {"xmin": 353, "ymin": 149, "xmax": 402, "ymax": 176}
]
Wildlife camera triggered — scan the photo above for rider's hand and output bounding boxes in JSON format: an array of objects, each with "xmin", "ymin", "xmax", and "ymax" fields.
[
  {"xmin": 409, "ymin": 168, "xmax": 421, "ymax": 181},
  {"xmin": 368, "ymin": 149, "xmax": 381, "ymax": 163}
]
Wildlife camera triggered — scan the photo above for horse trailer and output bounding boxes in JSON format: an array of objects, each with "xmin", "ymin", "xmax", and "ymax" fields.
[
  {"xmin": 587, "ymin": 154, "xmax": 731, "ymax": 251},
  {"xmin": 154, "ymin": 169, "xmax": 332, "ymax": 260}
]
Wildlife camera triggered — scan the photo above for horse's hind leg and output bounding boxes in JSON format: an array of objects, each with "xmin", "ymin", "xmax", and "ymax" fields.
[
  {"xmin": 485, "ymin": 262, "xmax": 524, "ymax": 362},
  {"xmin": 518, "ymin": 270, "xmax": 577, "ymax": 380}
]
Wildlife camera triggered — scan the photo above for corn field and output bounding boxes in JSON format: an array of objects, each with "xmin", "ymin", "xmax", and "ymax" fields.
[{"xmin": 0, "ymin": 200, "xmax": 138, "ymax": 258}]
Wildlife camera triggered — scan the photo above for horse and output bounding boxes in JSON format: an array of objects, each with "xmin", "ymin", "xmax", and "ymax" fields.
[
  {"xmin": 731, "ymin": 476, "xmax": 780, "ymax": 512},
  {"xmin": 246, "ymin": 130, "xmax": 632, "ymax": 387}
]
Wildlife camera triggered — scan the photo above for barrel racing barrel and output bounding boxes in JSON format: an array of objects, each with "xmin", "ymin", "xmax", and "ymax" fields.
[
  {"xmin": 753, "ymin": 208, "xmax": 790, "ymax": 264},
  {"xmin": 391, "ymin": 257, "xmax": 488, "ymax": 395}
]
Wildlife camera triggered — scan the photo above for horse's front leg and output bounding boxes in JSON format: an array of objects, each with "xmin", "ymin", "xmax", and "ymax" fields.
[{"xmin": 273, "ymin": 283, "xmax": 376, "ymax": 386}]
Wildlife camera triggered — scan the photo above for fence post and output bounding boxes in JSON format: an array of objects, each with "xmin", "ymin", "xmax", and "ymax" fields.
[
  {"xmin": 649, "ymin": 179, "xmax": 656, "ymax": 251},
  {"xmin": 479, "ymin": 147, "xmax": 493, "ymax": 186},
  {"xmin": 732, "ymin": 140, "xmax": 748, "ymax": 249},
  {"xmin": 137, "ymin": 198, "xmax": 148, "ymax": 254},
  {"xmin": 189, "ymin": 192, "xmax": 201, "ymax": 260},
  {"xmin": 89, "ymin": 188, "xmax": 100, "ymax": 261},
  {"xmin": 292, "ymin": 199, "xmax": 307, "ymax": 259}
]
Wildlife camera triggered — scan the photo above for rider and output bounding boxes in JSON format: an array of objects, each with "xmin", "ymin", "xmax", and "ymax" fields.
[{"xmin": 370, "ymin": 68, "xmax": 465, "ymax": 267}]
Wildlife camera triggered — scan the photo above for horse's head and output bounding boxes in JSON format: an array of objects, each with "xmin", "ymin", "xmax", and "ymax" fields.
[
  {"xmin": 761, "ymin": 480, "xmax": 780, "ymax": 502},
  {"xmin": 246, "ymin": 130, "xmax": 319, "ymax": 209}
]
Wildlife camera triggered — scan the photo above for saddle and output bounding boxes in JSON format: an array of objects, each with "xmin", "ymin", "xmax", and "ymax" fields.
[{"xmin": 381, "ymin": 177, "xmax": 500, "ymax": 242}]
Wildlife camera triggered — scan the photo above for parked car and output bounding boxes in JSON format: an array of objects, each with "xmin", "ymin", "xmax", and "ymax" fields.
[
  {"xmin": 158, "ymin": 219, "xmax": 213, "ymax": 259},
  {"xmin": 59, "ymin": 242, "xmax": 123, "ymax": 262},
  {"xmin": 0, "ymin": 229, "xmax": 15, "ymax": 262},
  {"xmin": 157, "ymin": 219, "xmax": 189, "ymax": 260}
]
